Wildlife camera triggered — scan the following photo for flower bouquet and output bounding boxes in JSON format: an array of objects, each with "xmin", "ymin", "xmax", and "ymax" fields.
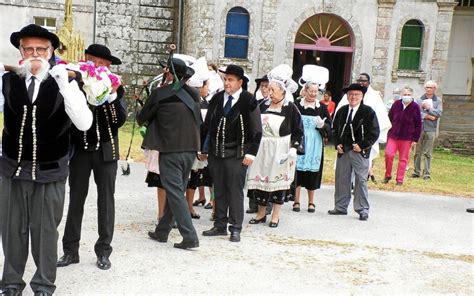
[{"xmin": 68, "ymin": 61, "xmax": 121, "ymax": 106}]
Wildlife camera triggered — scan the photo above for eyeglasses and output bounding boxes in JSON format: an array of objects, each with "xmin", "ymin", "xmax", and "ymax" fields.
[
  {"xmin": 357, "ymin": 79, "xmax": 368, "ymax": 82},
  {"xmin": 21, "ymin": 46, "xmax": 50, "ymax": 55}
]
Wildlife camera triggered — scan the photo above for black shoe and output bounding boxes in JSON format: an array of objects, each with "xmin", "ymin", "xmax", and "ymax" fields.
[
  {"xmin": 369, "ymin": 175, "xmax": 377, "ymax": 183},
  {"xmin": 359, "ymin": 213, "xmax": 369, "ymax": 221},
  {"xmin": 229, "ymin": 231, "xmax": 240, "ymax": 242},
  {"xmin": 249, "ymin": 216, "xmax": 266, "ymax": 224},
  {"xmin": 467, "ymin": 208, "xmax": 474, "ymax": 213},
  {"xmin": 292, "ymin": 202, "xmax": 300, "ymax": 212},
  {"xmin": 381, "ymin": 176, "xmax": 391, "ymax": 184},
  {"xmin": 192, "ymin": 199, "xmax": 206, "ymax": 206},
  {"xmin": 148, "ymin": 231, "xmax": 168, "ymax": 242},
  {"xmin": 96, "ymin": 256, "xmax": 111, "ymax": 270},
  {"xmin": 423, "ymin": 176, "xmax": 431, "ymax": 181},
  {"xmin": 57, "ymin": 253, "xmax": 79, "ymax": 267},
  {"xmin": 204, "ymin": 202, "xmax": 213, "ymax": 210},
  {"xmin": 191, "ymin": 212, "xmax": 201, "ymax": 219},
  {"xmin": 34, "ymin": 291, "xmax": 51, "ymax": 296},
  {"xmin": 202, "ymin": 227, "xmax": 228, "ymax": 236},
  {"xmin": 269, "ymin": 220, "xmax": 279, "ymax": 228},
  {"xmin": 173, "ymin": 240, "xmax": 199, "ymax": 250},
  {"xmin": 246, "ymin": 208, "xmax": 258, "ymax": 214},
  {"xmin": 328, "ymin": 209, "xmax": 347, "ymax": 215},
  {"xmin": 411, "ymin": 173, "xmax": 420, "ymax": 178},
  {"xmin": 396, "ymin": 181, "xmax": 403, "ymax": 186},
  {"xmin": 308, "ymin": 203, "xmax": 316, "ymax": 213},
  {"xmin": 1, "ymin": 288, "xmax": 21, "ymax": 296}
]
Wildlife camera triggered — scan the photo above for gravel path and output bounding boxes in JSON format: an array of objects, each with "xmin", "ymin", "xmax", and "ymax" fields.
[{"xmin": 1, "ymin": 162, "xmax": 473, "ymax": 295}]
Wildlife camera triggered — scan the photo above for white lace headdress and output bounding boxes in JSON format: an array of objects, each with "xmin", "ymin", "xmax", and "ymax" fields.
[{"xmin": 267, "ymin": 64, "xmax": 298, "ymax": 94}]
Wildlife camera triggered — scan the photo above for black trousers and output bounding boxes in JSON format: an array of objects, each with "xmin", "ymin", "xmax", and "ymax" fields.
[
  {"xmin": 154, "ymin": 152, "xmax": 198, "ymax": 242},
  {"xmin": 62, "ymin": 149, "xmax": 117, "ymax": 257},
  {"xmin": 0, "ymin": 177, "xmax": 65, "ymax": 294},
  {"xmin": 208, "ymin": 155, "xmax": 247, "ymax": 232}
]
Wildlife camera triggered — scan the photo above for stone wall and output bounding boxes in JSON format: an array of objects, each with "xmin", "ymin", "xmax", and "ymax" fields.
[{"xmin": 95, "ymin": 0, "xmax": 177, "ymax": 96}]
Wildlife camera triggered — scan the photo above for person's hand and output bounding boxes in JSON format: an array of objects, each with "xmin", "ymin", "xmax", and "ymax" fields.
[
  {"xmin": 314, "ymin": 116, "xmax": 326, "ymax": 129},
  {"xmin": 197, "ymin": 153, "xmax": 208, "ymax": 161},
  {"xmin": 242, "ymin": 156, "xmax": 253, "ymax": 166},
  {"xmin": 352, "ymin": 143, "xmax": 362, "ymax": 153},
  {"xmin": 425, "ymin": 114, "xmax": 437, "ymax": 121},
  {"xmin": 336, "ymin": 144, "xmax": 344, "ymax": 154},
  {"xmin": 288, "ymin": 147, "xmax": 297, "ymax": 158},
  {"xmin": 49, "ymin": 64, "xmax": 69, "ymax": 90}
]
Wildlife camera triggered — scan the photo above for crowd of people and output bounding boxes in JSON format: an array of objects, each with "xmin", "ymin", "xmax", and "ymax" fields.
[{"xmin": 0, "ymin": 24, "xmax": 444, "ymax": 295}]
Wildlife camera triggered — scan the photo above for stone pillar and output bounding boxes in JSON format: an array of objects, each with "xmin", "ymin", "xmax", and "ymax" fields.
[
  {"xmin": 96, "ymin": 0, "xmax": 176, "ymax": 95},
  {"xmin": 182, "ymin": 0, "xmax": 215, "ymax": 60},
  {"xmin": 432, "ymin": 0, "xmax": 458, "ymax": 95},
  {"xmin": 257, "ymin": 0, "xmax": 278, "ymax": 77},
  {"xmin": 371, "ymin": 0, "xmax": 396, "ymax": 96}
]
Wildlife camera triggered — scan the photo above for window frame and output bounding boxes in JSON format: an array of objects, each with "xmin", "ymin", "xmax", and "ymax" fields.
[
  {"xmin": 224, "ymin": 6, "xmax": 250, "ymax": 59},
  {"xmin": 398, "ymin": 20, "xmax": 424, "ymax": 71},
  {"xmin": 34, "ymin": 17, "xmax": 57, "ymax": 33}
]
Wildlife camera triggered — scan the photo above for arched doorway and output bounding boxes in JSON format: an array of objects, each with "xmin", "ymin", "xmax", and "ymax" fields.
[{"xmin": 293, "ymin": 13, "xmax": 354, "ymax": 103}]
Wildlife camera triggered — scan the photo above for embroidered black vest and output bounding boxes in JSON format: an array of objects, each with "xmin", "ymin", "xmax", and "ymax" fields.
[{"xmin": 1, "ymin": 73, "xmax": 71, "ymax": 179}]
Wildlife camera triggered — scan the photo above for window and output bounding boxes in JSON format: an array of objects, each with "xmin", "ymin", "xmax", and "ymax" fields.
[
  {"xmin": 458, "ymin": 0, "xmax": 474, "ymax": 7},
  {"xmin": 224, "ymin": 7, "xmax": 249, "ymax": 59},
  {"xmin": 398, "ymin": 20, "xmax": 424, "ymax": 70},
  {"xmin": 34, "ymin": 17, "xmax": 56, "ymax": 32}
]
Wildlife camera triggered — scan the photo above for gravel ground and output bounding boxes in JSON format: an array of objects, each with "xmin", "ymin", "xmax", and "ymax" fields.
[{"xmin": 1, "ymin": 161, "xmax": 473, "ymax": 295}]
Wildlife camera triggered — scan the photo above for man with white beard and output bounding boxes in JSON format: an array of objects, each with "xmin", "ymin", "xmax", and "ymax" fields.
[{"xmin": 0, "ymin": 24, "xmax": 92, "ymax": 296}]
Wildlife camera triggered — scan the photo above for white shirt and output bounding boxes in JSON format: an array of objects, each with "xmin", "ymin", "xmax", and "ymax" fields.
[
  {"xmin": 0, "ymin": 63, "xmax": 92, "ymax": 131},
  {"xmin": 26, "ymin": 71, "xmax": 47, "ymax": 103},
  {"xmin": 223, "ymin": 88, "xmax": 242, "ymax": 108},
  {"xmin": 346, "ymin": 104, "xmax": 360, "ymax": 122}
]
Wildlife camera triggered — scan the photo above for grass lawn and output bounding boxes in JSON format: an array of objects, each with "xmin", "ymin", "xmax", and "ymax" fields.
[{"xmin": 2, "ymin": 115, "xmax": 474, "ymax": 198}]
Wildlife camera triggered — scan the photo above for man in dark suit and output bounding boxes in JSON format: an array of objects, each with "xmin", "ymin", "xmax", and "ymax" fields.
[
  {"xmin": 57, "ymin": 44, "xmax": 127, "ymax": 270},
  {"xmin": 0, "ymin": 24, "xmax": 92, "ymax": 296},
  {"xmin": 139, "ymin": 58, "xmax": 202, "ymax": 250},
  {"xmin": 201, "ymin": 65, "xmax": 262, "ymax": 242},
  {"xmin": 329, "ymin": 83, "xmax": 379, "ymax": 221}
]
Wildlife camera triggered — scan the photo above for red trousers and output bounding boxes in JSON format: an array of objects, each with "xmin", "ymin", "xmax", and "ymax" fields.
[{"xmin": 384, "ymin": 137, "xmax": 412, "ymax": 183}]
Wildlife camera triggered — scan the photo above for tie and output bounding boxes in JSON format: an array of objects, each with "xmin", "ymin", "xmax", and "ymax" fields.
[
  {"xmin": 28, "ymin": 76, "xmax": 36, "ymax": 102},
  {"xmin": 223, "ymin": 95, "xmax": 233, "ymax": 116},
  {"xmin": 346, "ymin": 108, "xmax": 353, "ymax": 124}
]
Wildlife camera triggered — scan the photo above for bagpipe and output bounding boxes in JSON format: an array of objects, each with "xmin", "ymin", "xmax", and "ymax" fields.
[{"xmin": 121, "ymin": 43, "xmax": 178, "ymax": 176}]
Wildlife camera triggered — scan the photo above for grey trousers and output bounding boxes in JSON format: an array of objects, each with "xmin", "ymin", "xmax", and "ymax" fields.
[
  {"xmin": 154, "ymin": 152, "xmax": 198, "ymax": 243},
  {"xmin": 208, "ymin": 155, "xmax": 247, "ymax": 232},
  {"xmin": 0, "ymin": 177, "xmax": 65, "ymax": 294},
  {"xmin": 334, "ymin": 151, "xmax": 370, "ymax": 215},
  {"xmin": 414, "ymin": 131, "xmax": 435, "ymax": 177}
]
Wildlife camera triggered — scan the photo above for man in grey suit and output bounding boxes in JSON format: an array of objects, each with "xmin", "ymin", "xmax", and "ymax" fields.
[{"xmin": 137, "ymin": 58, "xmax": 202, "ymax": 249}]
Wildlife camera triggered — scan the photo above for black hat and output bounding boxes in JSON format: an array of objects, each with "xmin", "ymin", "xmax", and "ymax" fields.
[
  {"xmin": 219, "ymin": 64, "xmax": 249, "ymax": 82},
  {"xmin": 164, "ymin": 57, "xmax": 195, "ymax": 80},
  {"xmin": 10, "ymin": 24, "xmax": 60, "ymax": 49},
  {"xmin": 85, "ymin": 44, "xmax": 122, "ymax": 65},
  {"xmin": 255, "ymin": 74, "xmax": 269, "ymax": 84},
  {"xmin": 342, "ymin": 83, "xmax": 367, "ymax": 95}
]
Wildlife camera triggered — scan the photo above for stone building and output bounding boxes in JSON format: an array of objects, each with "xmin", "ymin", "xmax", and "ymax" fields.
[{"xmin": 0, "ymin": 0, "xmax": 473, "ymax": 151}]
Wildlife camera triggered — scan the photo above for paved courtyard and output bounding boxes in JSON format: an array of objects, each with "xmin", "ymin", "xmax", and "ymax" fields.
[{"xmin": 1, "ymin": 162, "xmax": 473, "ymax": 295}]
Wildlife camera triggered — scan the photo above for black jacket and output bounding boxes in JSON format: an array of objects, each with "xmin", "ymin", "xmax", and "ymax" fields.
[
  {"xmin": 137, "ymin": 84, "xmax": 201, "ymax": 153},
  {"xmin": 332, "ymin": 104, "xmax": 379, "ymax": 158}
]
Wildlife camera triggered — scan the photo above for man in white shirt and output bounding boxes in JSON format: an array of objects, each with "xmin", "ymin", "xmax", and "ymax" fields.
[{"xmin": 0, "ymin": 24, "xmax": 92, "ymax": 296}]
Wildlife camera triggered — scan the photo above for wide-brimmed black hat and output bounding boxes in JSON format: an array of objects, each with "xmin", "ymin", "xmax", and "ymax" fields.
[
  {"xmin": 10, "ymin": 24, "xmax": 60, "ymax": 49},
  {"xmin": 255, "ymin": 74, "xmax": 269, "ymax": 84},
  {"xmin": 85, "ymin": 44, "xmax": 122, "ymax": 65},
  {"xmin": 219, "ymin": 64, "xmax": 249, "ymax": 82},
  {"xmin": 343, "ymin": 83, "xmax": 367, "ymax": 95},
  {"xmin": 162, "ymin": 57, "xmax": 195, "ymax": 80}
]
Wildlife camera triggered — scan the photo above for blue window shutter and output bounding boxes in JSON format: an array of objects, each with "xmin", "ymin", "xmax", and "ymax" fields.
[{"xmin": 224, "ymin": 7, "xmax": 249, "ymax": 59}]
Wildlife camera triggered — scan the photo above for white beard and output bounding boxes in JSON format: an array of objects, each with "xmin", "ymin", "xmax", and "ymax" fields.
[{"xmin": 16, "ymin": 58, "xmax": 50, "ymax": 82}]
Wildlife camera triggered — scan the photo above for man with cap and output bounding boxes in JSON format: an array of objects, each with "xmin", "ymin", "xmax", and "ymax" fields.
[
  {"xmin": 57, "ymin": 44, "xmax": 127, "ymax": 270},
  {"xmin": 138, "ymin": 57, "xmax": 202, "ymax": 250},
  {"xmin": 201, "ymin": 64, "xmax": 262, "ymax": 242},
  {"xmin": 329, "ymin": 83, "xmax": 379, "ymax": 221},
  {"xmin": 0, "ymin": 24, "xmax": 92, "ymax": 295}
]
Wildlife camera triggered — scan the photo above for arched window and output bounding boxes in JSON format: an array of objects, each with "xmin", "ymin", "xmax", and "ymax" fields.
[
  {"xmin": 224, "ymin": 7, "xmax": 249, "ymax": 59},
  {"xmin": 398, "ymin": 20, "xmax": 424, "ymax": 70}
]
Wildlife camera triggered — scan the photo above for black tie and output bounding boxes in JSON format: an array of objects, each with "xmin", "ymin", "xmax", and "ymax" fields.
[
  {"xmin": 223, "ymin": 95, "xmax": 233, "ymax": 116},
  {"xmin": 28, "ymin": 76, "xmax": 36, "ymax": 102},
  {"xmin": 346, "ymin": 108, "xmax": 353, "ymax": 124}
]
